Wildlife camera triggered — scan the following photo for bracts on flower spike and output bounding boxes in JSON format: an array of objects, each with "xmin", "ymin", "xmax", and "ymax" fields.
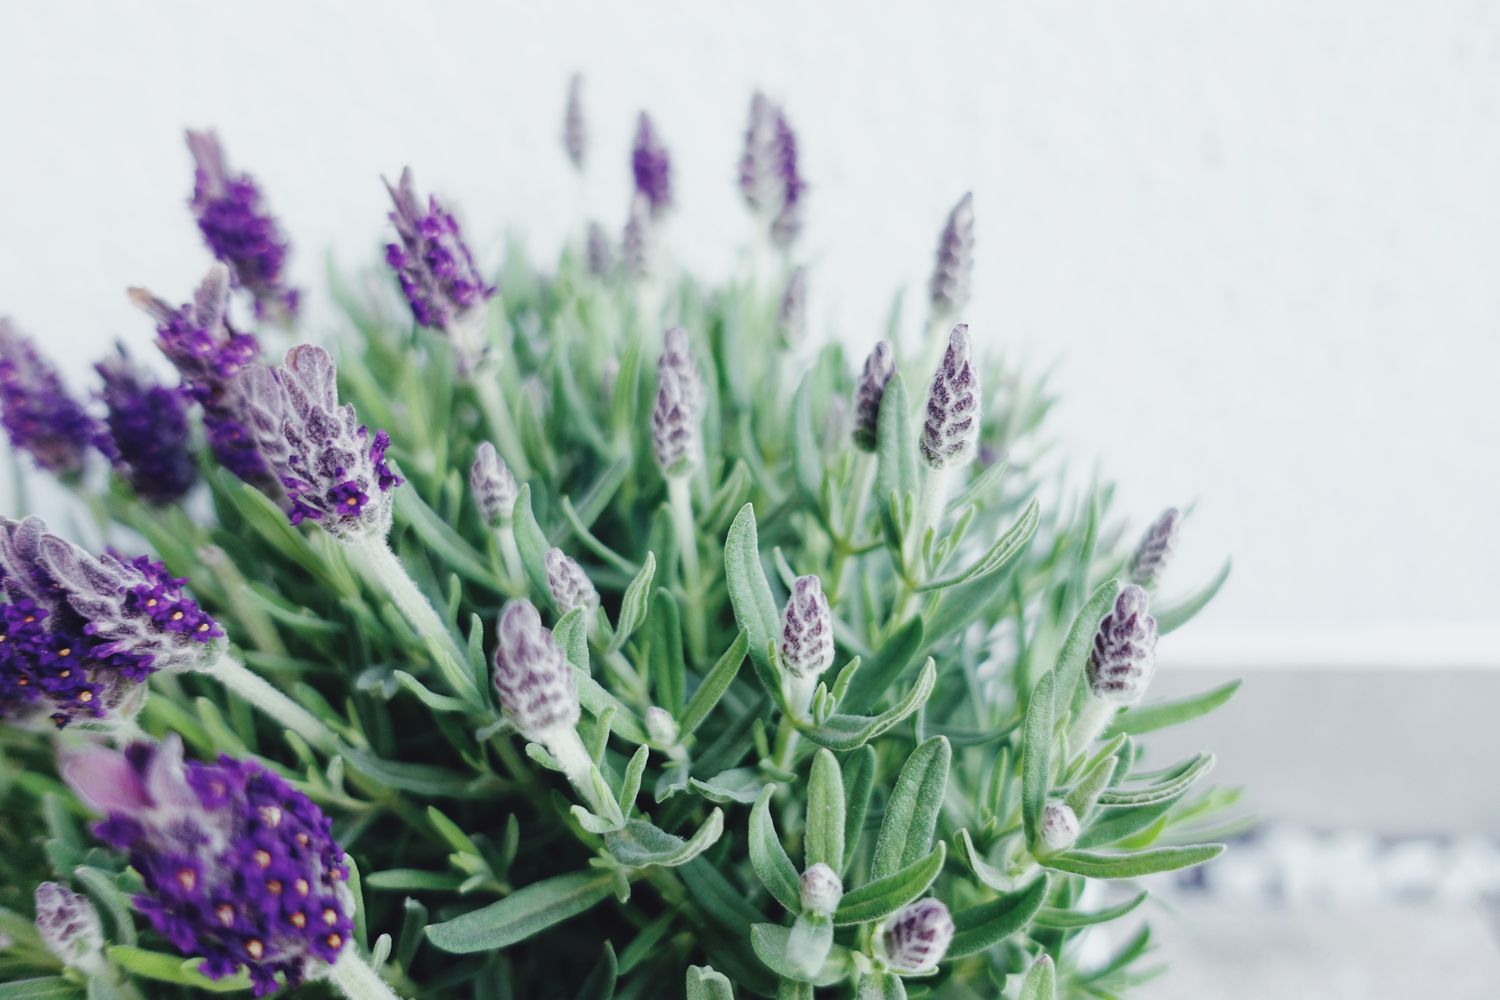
[
  {"xmin": 652, "ymin": 327, "xmax": 703, "ymax": 479},
  {"xmin": 779, "ymin": 575, "xmax": 834, "ymax": 718},
  {"xmin": 563, "ymin": 73, "xmax": 587, "ymax": 172},
  {"xmin": 0, "ymin": 319, "xmax": 97, "ymax": 475},
  {"xmin": 545, "ymin": 547, "xmax": 600, "ymax": 616},
  {"xmin": 879, "ymin": 898, "xmax": 954, "ymax": 975},
  {"xmin": 920, "ymin": 324, "xmax": 981, "ymax": 472},
  {"xmin": 95, "ymin": 344, "xmax": 197, "ymax": 504},
  {"xmin": 852, "ymin": 339, "xmax": 895, "ymax": 453},
  {"xmin": 34, "ymin": 882, "xmax": 105, "ymax": 974},
  {"xmin": 62, "ymin": 737, "xmax": 403, "ymax": 999},
  {"xmin": 928, "ymin": 191, "xmax": 974, "ymax": 317},
  {"xmin": 1071, "ymin": 584, "xmax": 1160, "ymax": 751},
  {"xmin": 1130, "ymin": 506, "xmax": 1182, "ymax": 589}
]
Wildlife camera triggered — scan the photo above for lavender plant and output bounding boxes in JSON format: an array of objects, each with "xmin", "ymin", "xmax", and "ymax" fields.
[{"xmin": 0, "ymin": 81, "xmax": 1240, "ymax": 1000}]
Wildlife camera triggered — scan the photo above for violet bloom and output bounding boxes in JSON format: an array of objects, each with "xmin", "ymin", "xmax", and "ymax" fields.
[
  {"xmin": 1129, "ymin": 507, "xmax": 1182, "ymax": 589},
  {"xmin": 768, "ymin": 108, "xmax": 805, "ymax": 248},
  {"xmin": 881, "ymin": 898, "xmax": 954, "ymax": 974},
  {"xmin": 186, "ymin": 130, "xmax": 300, "ymax": 323},
  {"xmin": 563, "ymin": 73, "xmax": 587, "ymax": 171},
  {"xmin": 920, "ymin": 324, "xmax": 981, "ymax": 470},
  {"xmin": 928, "ymin": 192, "xmax": 974, "ymax": 316},
  {"xmin": 492, "ymin": 599, "xmax": 580, "ymax": 740},
  {"xmin": 652, "ymin": 369, "xmax": 699, "ymax": 478},
  {"xmin": 852, "ymin": 340, "xmax": 895, "ymax": 453},
  {"xmin": 779, "ymin": 576, "xmax": 834, "ymax": 680},
  {"xmin": 621, "ymin": 194, "xmax": 653, "ymax": 281},
  {"xmin": 0, "ymin": 319, "xmax": 97, "ymax": 475},
  {"xmin": 631, "ymin": 112, "xmax": 672, "ymax": 218},
  {"xmin": 34, "ymin": 882, "xmax": 104, "ymax": 971},
  {"xmin": 1087, "ymin": 584, "xmax": 1158, "ymax": 705},
  {"xmin": 95, "ymin": 344, "xmax": 196, "ymax": 504},
  {"xmin": 64, "ymin": 736, "xmax": 353, "ymax": 996},
  {"xmin": 545, "ymin": 547, "xmax": 600, "ymax": 615},
  {"xmin": 384, "ymin": 168, "xmax": 495, "ymax": 374},
  {"xmin": 242, "ymin": 346, "xmax": 402, "ymax": 537},
  {"xmin": 738, "ymin": 92, "xmax": 780, "ymax": 213},
  {"xmin": 470, "ymin": 441, "xmax": 518, "ymax": 527}
]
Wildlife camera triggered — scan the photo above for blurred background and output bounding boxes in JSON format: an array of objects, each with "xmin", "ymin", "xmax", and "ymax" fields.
[{"xmin": 2, "ymin": 2, "xmax": 1498, "ymax": 995}]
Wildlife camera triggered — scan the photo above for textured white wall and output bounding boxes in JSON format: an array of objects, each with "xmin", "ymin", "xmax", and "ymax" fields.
[{"xmin": 1, "ymin": 1, "xmax": 1496, "ymax": 668}]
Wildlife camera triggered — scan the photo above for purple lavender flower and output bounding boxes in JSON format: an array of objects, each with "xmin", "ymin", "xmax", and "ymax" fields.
[
  {"xmin": 545, "ymin": 548, "xmax": 600, "ymax": 615},
  {"xmin": 585, "ymin": 221, "xmax": 614, "ymax": 279},
  {"xmin": 384, "ymin": 168, "xmax": 495, "ymax": 372},
  {"xmin": 631, "ymin": 112, "xmax": 672, "ymax": 218},
  {"xmin": 660, "ymin": 327, "xmax": 704, "ymax": 415},
  {"xmin": 739, "ymin": 92, "xmax": 779, "ymax": 213},
  {"xmin": 928, "ymin": 192, "xmax": 974, "ymax": 316},
  {"xmin": 34, "ymin": 882, "xmax": 104, "ymax": 969},
  {"xmin": 622, "ymin": 194, "xmax": 653, "ymax": 281},
  {"xmin": 852, "ymin": 340, "xmax": 895, "ymax": 452},
  {"xmin": 186, "ymin": 130, "xmax": 299, "ymax": 323},
  {"xmin": 95, "ymin": 344, "xmax": 196, "ymax": 503},
  {"xmin": 652, "ymin": 369, "xmax": 699, "ymax": 478},
  {"xmin": 920, "ymin": 324, "xmax": 981, "ymax": 470},
  {"xmin": 564, "ymin": 73, "xmax": 587, "ymax": 171},
  {"xmin": 246, "ymin": 346, "xmax": 402, "ymax": 537},
  {"xmin": 1129, "ymin": 507, "xmax": 1182, "ymax": 589},
  {"xmin": 1040, "ymin": 802, "xmax": 1080, "ymax": 851},
  {"xmin": 779, "ymin": 266, "xmax": 807, "ymax": 342},
  {"xmin": 779, "ymin": 576, "xmax": 833, "ymax": 680},
  {"xmin": 0, "ymin": 319, "xmax": 97, "ymax": 475},
  {"xmin": 470, "ymin": 441, "xmax": 518, "ymax": 526},
  {"xmin": 1087, "ymin": 584, "xmax": 1158, "ymax": 705},
  {"xmin": 493, "ymin": 599, "xmax": 580, "ymax": 740},
  {"xmin": 63, "ymin": 736, "xmax": 353, "ymax": 995},
  {"xmin": 881, "ymin": 898, "xmax": 954, "ymax": 973},
  {"xmin": 769, "ymin": 108, "xmax": 805, "ymax": 248}
]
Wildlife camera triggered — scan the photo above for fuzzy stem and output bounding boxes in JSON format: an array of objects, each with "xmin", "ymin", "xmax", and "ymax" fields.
[
  {"xmin": 326, "ymin": 949, "xmax": 405, "ymax": 1000},
  {"xmin": 198, "ymin": 546, "xmax": 285, "ymax": 656},
  {"xmin": 344, "ymin": 535, "xmax": 463, "ymax": 659},
  {"xmin": 667, "ymin": 475, "xmax": 707, "ymax": 658},
  {"xmin": 210, "ymin": 653, "xmax": 340, "ymax": 753},
  {"xmin": 496, "ymin": 521, "xmax": 525, "ymax": 589},
  {"xmin": 472, "ymin": 375, "xmax": 532, "ymax": 480},
  {"xmin": 544, "ymin": 725, "xmax": 622, "ymax": 823},
  {"xmin": 1067, "ymin": 696, "xmax": 1120, "ymax": 759}
]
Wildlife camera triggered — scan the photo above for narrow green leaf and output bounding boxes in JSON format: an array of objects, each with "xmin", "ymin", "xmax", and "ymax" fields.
[
  {"xmin": 425, "ymin": 870, "xmax": 615, "ymax": 953},
  {"xmin": 1020, "ymin": 671, "xmax": 1056, "ymax": 846},
  {"xmin": 805, "ymin": 750, "xmax": 846, "ymax": 872},
  {"xmin": 689, "ymin": 768, "xmax": 765, "ymax": 805},
  {"xmin": 648, "ymin": 590, "xmax": 687, "ymax": 716},
  {"xmin": 608, "ymin": 552, "xmax": 656, "ymax": 652},
  {"xmin": 1058, "ymin": 580, "xmax": 1123, "ymax": 714},
  {"xmin": 833, "ymin": 843, "xmax": 945, "ymax": 925},
  {"xmin": 1155, "ymin": 559, "xmax": 1232, "ymax": 634},
  {"xmin": 1018, "ymin": 956, "xmax": 1056, "ymax": 1000},
  {"xmin": 73, "ymin": 865, "xmax": 136, "ymax": 946},
  {"xmin": 1108, "ymin": 681, "xmax": 1242, "ymax": 737},
  {"xmin": 801, "ymin": 659, "xmax": 935, "ymax": 752},
  {"xmin": 1044, "ymin": 843, "xmax": 1225, "ymax": 879},
  {"xmin": 1033, "ymin": 891, "xmax": 1147, "ymax": 929},
  {"xmin": 870, "ymin": 736, "xmax": 951, "ymax": 880},
  {"xmin": 619, "ymin": 745, "xmax": 650, "ymax": 817},
  {"xmin": 915, "ymin": 499, "xmax": 1040, "ymax": 592},
  {"xmin": 749, "ymin": 924, "xmax": 849, "ymax": 987},
  {"xmin": 1098, "ymin": 753, "xmax": 1215, "ymax": 807},
  {"xmin": 957, "ymin": 829, "xmax": 1023, "ymax": 893},
  {"xmin": 554, "ymin": 607, "xmax": 591, "ymax": 675},
  {"xmin": 575, "ymin": 941, "xmax": 618, "ymax": 1000},
  {"xmin": 364, "ymin": 869, "xmax": 468, "ymax": 892},
  {"xmin": 511, "ymin": 485, "xmax": 553, "ymax": 601},
  {"xmin": 853, "ymin": 970, "xmax": 907, "ymax": 1000},
  {"xmin": 106, "ymin": 947, "xmax": 251, "ymax": 992},
  {"xmin": 946, "ymin": 875, "xmax": 1049, "ymax": 958},
  {"xmin": 604, "ymin": 811, "xmax": 725, "ymax": 869},
  {"xmin": 0, "ymin": 980, "xmax": 82, "ymax": 1000},
  {"xmin": 1065, "ymin": 754, "xmax": 1119, "ymax": 821},
  {"xmin": 841, "ymin": 745, "xmax": 876, "ymax": 876},
  {"xmin": 685, "ymin": 965, "xmax": 736, "ymax": 1000},
  {"xmin": 724, "ymin": 505, "xmax": 783, "ymax": 697},
  {"xmin": 749, "ymin": 786, "xmax": 802, "ymax": 913},
  {"xmin": 839, "ymin": 617, "xmax": 923, "ymax": 715},
  {"xmin": 680, "ymin": 630, "xmax": 748, "ymax": 736},
  {"xmin": 874, "ymin": 374, "xmax": 918, "ymax": 517}
]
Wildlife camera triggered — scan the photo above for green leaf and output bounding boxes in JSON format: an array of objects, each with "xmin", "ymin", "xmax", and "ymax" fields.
[
  {"xmin": 800, "ymin": 659, "xmax": 936, "ymax": 751},
  {"xmin": 1108, "ymin": 681, "xmax": 1242, "ymax": 737},
  {"xmin": 575, "ymin": 940, "xmax": 617, "ymax": 1000},
  {"xmin": 364, "ymin": 869, "xmax": 468, "ymax": 892},
  {"xmin": 85, "ymin": 980, "xmax": 125, "ymax": 1000},
  {"xmin": 427, "ymin": 806, "xmax": 482, "ymax": 858},
  {"xmin": 749, "ymin": 786, "xmax": 802, "ymax": 913},
  {"xmin": 608, "ymin": 552, "xmax": 656, "ymax": 652},
  {"xmin": 394, "ymin": 487, "xmax": 505, "ymax": 591},
  {"xmin": 839, "ymin": 617, "xmax": 923, "ymax": 715},
  {"xmin": 956, "ymin": 829, "xmax": 1023, "ymax": 893},
  {"xmin": 853, "ymin": 970, "xmax": 907, "ymax": 1000},
  {"xmin": 1044, "ymin": 843, "xmax": 1225, "ymax": 879},
  {"xmin": 947, "ymin": 875, "xmax": 1049, "ymax": 958},
  {"xmin": 574, "ymin": 668, "xmax": 649, "ymax": 745},
  {"xmin": 1155, "ymin": 559, "xmax": 1232, "ymax": 634},
  {"xmin": 1018, "ymin": 956, "xmax": 1056, "ymax": 1000},
  {"xmin": 1098, "ymin": 753, "xmax": 1215, "ymax": 807},
  {"xmin": 619, "ymin": 745, "xmax": 650, "ymax": 817},
  {"xmin": 805, "ymin": 750, "xmax": 846, "ymax": 872},
  {"xmin": 832, "ymin": 843, "xmax": 945, "ymax": 925},
  {"xmin": 106, "ymin": 947, "xmax": 252, "ymax": 992},
  {"xmin": 841, "ymin": 745, "xmax": 876, "ymax": 875},
  {"xmin": 425, "ymin": 870, "xmax": 615, "ymax": 953},
  {"xmin": 874, "ymin": 374, "xmax": 918, "ymax": 531},
  {"xmin": 680, "ymin": 630, "xmax": 748, "ymax": 736},
  {"xmin": 790, "ymin": 377, "xmax": 824, "ymax": 506},
  {"xmin": 511, "ymin": 485, "xmax": 553, "ymax": 602},
  {"xmin": 724, "ymin": 505, "xmax": 783, "ymax": 698},
  {"xmin": 606, "ymin": 810, "xmax": 725, "ymax": 869},
  {"xmin": 647, "ymin": 590, "xmax": 687, "ymax": 716},
  {"xmin": 1033, "ymin": 890, "xmax": 1147, "ymax": 928},
  {"xmin": 1065, "ymin": 754, "xmax": 1119, "ymax": 821},
  {"xmin": 916, "ymin": 499, "xmax": 1040, "ymax": 592},
  {"xmin": 0, "ymin": 981, "xmax": 82, "ymax": 1000},
  {"xmin": 554, "ymin": 607, "xmax": 591, "ymax": 675},
  {"xmin": 689, "ymin": 768, "xmax": 765, "ymax": 805},
  {"xmin": 1058, "ymin": 580, "xmax": 1123, "ymax": 714},
  {"xmin": 1020, "ymin": 671, "xmax": 1056, "ymax": 846},
  {"xmin": 685, "ymin": 965, "xmax": 736, "ymax": 1000},
  {"xmin": 870, "ymin": 736, "xmax": 951, "ymax": 880},
  {"xmin": 73, "ymin": 865, "xmax": 136, "ymax": 946},
  {"xmin": 749, "ymin": 924, "xmax": 849, "ymax": 987}
]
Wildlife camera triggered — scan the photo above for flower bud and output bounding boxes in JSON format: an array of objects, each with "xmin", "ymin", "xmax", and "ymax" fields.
[
  {"xmin": 928, "ymin": 192, "xmax": 974, "ymax": 316},
  {"xmin": 739, "ymin": 92, "xmax": 779, "ymax": 214},
  {"xmin": 585, "ymin": 221, "xmax": 614, "ymax": 279},
  {"xmin": 660, "ymin": 327, "xmax": 704, "ymax": 416},
  {"xmin": 95, "ymin": 344, "xmax": 196, "ymax": 504},
  {"xmin": 779, "ymin": 266, "xmax": 807, "ymax": 342},
  {"xmin": 0, "ymin": 319, "xmax": 98, "ymax": 475},
  {"xmin": 652, "ymin": 368, "xmax": 701, "ymax": 478},
  {"xmin": 1040, "ymin": 802, "xmax": 1080, "ymax": 852},
  {"xmin": 799, "ymin": 863, "xmax": 843, "ymax": 917},
  {"xmin": 645, "ymin": 706, "xmax": 678, "ymax": 746},
  {"xmin": 1129, "ymin": 507, "xmax": 1182, "ymax": 589},
  {"xmin": 852, "ymin": 340, "xmax": 895, "ymax": 452},
  {"xmin": 493, "ymin": 600, "xmax": 580, "ymax": 740},
  {"xmin": 920, "ymin": 324, "xmax": 981, "ymax": 470},
  {"xmin": 545, "ymin": 548, "xmax": 600, "ymax": 615},
  {"xmin": 631, "ymin": 112, "xmax": 672, "ymax": 218},
  {"xmin": 34, "ymin": 883, "xmax": 104, "ymax": 969},
  {"xmin": 563, "ymin": 73, "xmax": 587, "ymax": 172},
  {"xmin": 470, "ymin": 442, "xmax": 518, "ymax": 526},
  {"xmin": 881, "ymin": 898, "xmax": 954, "ymax": 974},
  {"xmin": 622, "ymin": 194, "xmax": 653, "ymax": 282},
  {"xmin": 779, "ymin": 576, "xmax": 833, "ymax": 680},
  {"xmin": 1087, "ymin": 584, "xmax": 1158, "ymax": 705}
]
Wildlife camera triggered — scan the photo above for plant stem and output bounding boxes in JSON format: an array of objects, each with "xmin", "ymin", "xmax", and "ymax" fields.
[
  {"xmin": 495, "ymin": 520, "xmax": 525, "ymax": 589},
  {"xmin": 1067, "ymin": 696, "xmax": 1119, "ymax": 759},
  {"xmin": 210, "ymin": 653, "xmax": 340, "ymax": 753},
  {"xmin": 667, "ymin": 475, "xmax": 707, "ymax": 659},
  {"xmin": 326, "ymin": 948, "xmax": 405, "ymax": 1000},
  {"xmin": 544, "ymin": 725, "xmax": 622, "ymax": 824},
  {"xmin": 472, "ymin": 374, "xmax": 532, "ymax": 480}
]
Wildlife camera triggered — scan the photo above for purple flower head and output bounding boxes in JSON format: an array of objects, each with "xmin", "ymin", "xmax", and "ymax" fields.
[
  {"xmin": 852, "ymin": 339, "xmax": 895, "ymax": 453},
  {"xmin": 1087, "ymin": 584, "xmax": 1159, "ymax": 705},
  {"xmin": 95, "ymin": 344, "xmax": 196, "ymax": 504},
  {"xmin": 186, "ymin": 130, "xmax": 299, "ymax": 324},
  {"xmin": 470, "ymin": 441, "xmax": 518, "ymax": 526},
  {"xmin": 622, "ymin": 194, "xmax": 653, "ymax": 281},
  {"xmin": 920, "ymin": 324, "xmax": 981, "ymax": 470},
  {"xmin": 1040, "ymin": 802, "xmax": 1080, "ymax": 851},
  {"xmin": 131, "ymin": 265, "xmax": 260, "ymax": 405},
  {"xmin": 1129, "ymin": 507, "xmax": 1182, "ymax": 589},
  {"xmin": 0, "ymin": 319, "xmax": 97, "ymax": 475},
  {"xmin": 631, "ymin": 112, "xmax": 672, "ymax": 218},
  {"xmin": 246, "ymin": 346, "xmax": 402, "ymax": 537},
  {"xmin": 585, "ymin": 221, "xmax": 614, "ymax": 279},
  {"xmin": 384, "ymin": 168, "xmax": 495, "ymax": 371},
  {"xmin": 492, "ymin": 599, "xmax": 580, "ymax": 740},
  {"xmin": 769, "ymin": 108, "xmax": 805, "ymax": 247},
  {"xmin": 545, "ymin": 548, "xmax": 599, "ymax": 615},
  {"xmin": 881, "ymin": 898, "xmax": 954, "ymax": 974},
  {"xmin": 660, "ymin": 327, "xmax": 704, "ymax": 415},
  {"xmin": 63, "ymin": 736, "xmax": 352, "ymax": 996},
  {"xmin": 929, "ymin": 192, "xmax": 975, "ymax": 316},
  {"xmin": 34, "ymin": 882, "xmax": 104, "ymax": 969},
  {"xmin": 779, "ymin": 575, "xmax": 833, "ymax": 680},
  {"xmin": 799, "ymin": 863, "xmax": 843, "ymax": 917},
  {"xmin": 779, "ymin": 266, "xmax": 807, "ymax": 343},
  {"xmin": 739, "ymin": 92, "xmax": 779, "ymax": 213},
  {"xmin": 652, "ymin": 368, "xmax": 700, "ymax": 478},
  {"xmin": 564, "ymin": 73, "xmax": 587, "ymax": 171}
]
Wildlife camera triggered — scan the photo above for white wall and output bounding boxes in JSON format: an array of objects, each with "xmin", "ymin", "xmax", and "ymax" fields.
[{"xmin": 1, "ymin": 1, "xmax": 1496, "ymax": 669}]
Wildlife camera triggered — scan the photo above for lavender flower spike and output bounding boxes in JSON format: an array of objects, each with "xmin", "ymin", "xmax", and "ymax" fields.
[
  {"xmin": 492, "ymin": 600, "xmax": 580, "ymax": 740},
  {"xmin": 34, "ymin": 883, "xmax": 104, "ymax": 971},
  {"xmin": 928, "ymin": 192, "xmax": 974, "ymax": 316},
  {"xmin": 622, "ymin": 193, "xmax": 653, "ymax": 281},
  {"xmin": 652, "ymin": 368, "xmax": 701, "ymax": 478},
  {"xmin": 63, "ymin": 736, "xmax": 354, "ymax": 996},
  {"xmin": 470, "ymin": 441, "xmax": 518, "ymax": 526},
  {"xmin": 739, "ymin": 92, "xmax": 779, "ymax": 213},
  {"xmin": 384, "ymin": 168, "xmax": 495, "ymax": 374},
  {"xmin": 95, "ymin": 344, "xmax": 196, "ymax": 503},
  {"xmin": 256, "ymin": 345, "xmax": 403, "ymax": 537},
  {"xmin": 1129, "ymin": 507, "xmax": 1182, "ymax": 589},
  {"xmin": 852, "ymin": 340, "xmax": 895, "ymax": 452},
  {"xmin": 631, "ymin": 112, "xmax": 672, "ymax": 218},
  {"xmin": 780, "ymin": 575, "xmax": 834, "ymax": 681},
  {"xmin": 0, "ymin": 319, "xmax": 97, "ymax": 475},
  {"xmin": 1087, "ymin": 584, "xmax": 1159, "ymax": 705},
  {"xmin": 920, "ymin": 324, "xmax": 981, "ymax": 470},
  {"xmin": 779, "ymin": 266, "xmax": 807, "ymax": 343},
  {"xmin": 881, "ymin": 898, "xmax": 955, "ymax": 974},
  {"xmin": 545, "ymin": 548, "xmax": 600, "ymax": 615},
  {"xmin": 186, "ymin": 130, "xmax": 300, "ymax": 323},
  {"xmin": 769, "ymin": 107, "xmax": 805, "ymax": 248},
  {"xmin": 563, "ymin": 73, "xmax": 587, "ymax": 171}
]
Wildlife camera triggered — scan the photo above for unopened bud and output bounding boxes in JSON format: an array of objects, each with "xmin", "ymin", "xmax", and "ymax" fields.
[
  {"xmin": 1129, "ymin": 507, "xmax": 1182, "ymax": 589},
  {"xmin": 645, "ymin": 706, "xmax": 678, "ymax": 746},
  {"xmin": 34, "ymin": 883, "xmax": 103, "ymax": 969},
  {"xmin": 651, "ymin": 368, "xmax": 700, "ymax": 477},
  {"xmin": 881, "ymin": 898, "xmax": 954, "ymax": 974},
  {"xmin": 852, "ymin": 340, "xmax": 895, "ymax": 452},
  {"xmin": 1087, "ymin": 585, "xmax": 1158, "ymax": 705},
  {"xmin": 919, "ymin": 325, "xmax": 980, "ymax": 470},
  {"xmin": 779, "ymin": 576, "xmax": 834, "ymax": 680},
  {"xmin": 1040, "ymin": 802, "xmax": 1080, "ymax": 852},
  {"xmin": 799, "ymin": 863, "xmax": 843, "ymax": 917},
  {"xmin": 493, "ymin": 600, "xmax": 580, "ymax": 739},
  {"xmin": 929, "ymin": 192, "xmax": 974, "ymax": 316},
  {"xmin": 470, "ymin": 442, "xmax": 518, "ymax": 526},
  {"xmin": 545, "ymin": 547, "xmax": 600, "ymax": 615}
]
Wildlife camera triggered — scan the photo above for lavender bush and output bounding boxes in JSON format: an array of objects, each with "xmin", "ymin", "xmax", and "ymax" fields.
[{"xmin": 0, "ymin": 79, "xmax": 1239, "ymax": 1000}]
